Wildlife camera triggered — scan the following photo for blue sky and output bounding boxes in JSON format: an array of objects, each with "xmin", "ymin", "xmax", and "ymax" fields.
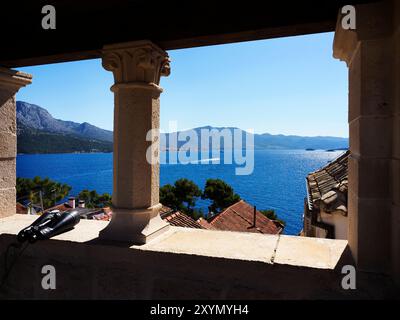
[{"xmin": 18, "ymin": 32, "xmax": 348, "ymax": 137}]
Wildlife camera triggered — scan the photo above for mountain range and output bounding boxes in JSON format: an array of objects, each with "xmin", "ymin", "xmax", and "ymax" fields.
[
  {"xmin": 17, "ymin": 101, "xmax": 113, "ymax": 142},
  {"xmin": 17, "ymin": 101, "xmax": 113, "ymax": 154},
  {"xmin": 16, "ymin": 101, "xmax": 348, "ymax": 154},
  {"xmin": 163, "ymin": 126, "xmax": 348, "ymax": 151}
]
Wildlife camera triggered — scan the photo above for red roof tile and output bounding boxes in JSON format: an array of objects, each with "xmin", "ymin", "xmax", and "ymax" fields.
[
  {"xmin": 160, "ymin": 206, "xmax": 205, "ymax": 229},
  {"xmin": 196, "ymin": 217, "xmax": 217, "ymax": 230},
  {"xmin": 208, "ymin": 200, "xmax": 283, "ymax": 235},
  {"xmin": 306, "ymin": 150, "xmax": 349, "ymax": 215},
  {"xmin": 16, "ymin": 203, "xmax": 28, "ymax": 214}
]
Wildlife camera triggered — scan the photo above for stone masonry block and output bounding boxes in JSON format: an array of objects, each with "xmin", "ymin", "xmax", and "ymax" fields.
[
  {"xmin": 0, "ymin": 131, "xmax": 16, "ymax": 158},
  {"xmin": 0, "ymin": 158, "xmax": 16, "ymax": 189},
  {"xmin": 0, "ymin": 187, "xmax": 16, "ymax": 218}
]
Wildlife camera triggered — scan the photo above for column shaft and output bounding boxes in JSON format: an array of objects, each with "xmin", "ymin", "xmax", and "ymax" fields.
[
  {"xmin": 99, "ymin": 41, "xmax": 170, "ymax": 243},
  {"xmin": 113, "ymin": 87, "xmax": 159, "ymax": 208},
  {"xmin": 0, "ymin": 68, "xmax": 31, "ymax": 218},
  {"xmin": 333, "ymin": 0, "xmax": 399, "ymax": 280}
]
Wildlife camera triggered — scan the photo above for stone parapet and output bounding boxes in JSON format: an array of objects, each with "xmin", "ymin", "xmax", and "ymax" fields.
[{"xmin": 0, "ymin": 215, "xmax": 398, "ymax": 299}]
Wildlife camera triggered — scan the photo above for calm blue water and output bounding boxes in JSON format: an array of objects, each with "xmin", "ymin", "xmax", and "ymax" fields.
[{"xmin": 16, "ymin": 150, "xmax": 342, "ymax": 235}]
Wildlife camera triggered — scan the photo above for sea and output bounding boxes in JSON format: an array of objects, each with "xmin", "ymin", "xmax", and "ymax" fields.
[{"xmin": 16, "ymin": 150, "xmax": 344, "ymax": 235}]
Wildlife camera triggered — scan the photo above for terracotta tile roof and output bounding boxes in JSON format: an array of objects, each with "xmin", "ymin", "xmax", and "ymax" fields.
[
  {"xmin": 16, "ymin": 202, "xmax": 28, "ymax": 214},
  {"xmin": 196, "ymin": 217, "xmax": 217, "ymax": 230},
  {"xmin": 159, "ymin": 206, "xmax": 205, "ymax": 229},
  {"xmin": 306, "ymin": 150, "xmax": 349, "ymax": 215},
  {"xmin": 207, "ymin": 200, "xmax": 283, "ymax": 235}
]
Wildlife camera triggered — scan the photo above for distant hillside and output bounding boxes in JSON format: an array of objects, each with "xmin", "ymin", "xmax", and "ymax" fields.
[
  {"xmin": 16, "ymin": 102, "xmax": 348, "ymax": 154},
  {"xmin": 18, "ymin": 127, "xmax": 113, "ymax": 154},
  {"xmin": 163, "ymin": 126, "xmax": 348, "ymax": 151},
  {"xmin": 17, "ymin": 101, "xmax": 113, "ymax": 142},
  {"xmin": 17, "ymin": 101, "xmax": 113, "ymax": 154},
  {"xmin": 254, "ymin": 132, "xmax": 348, "ymax": 150}
]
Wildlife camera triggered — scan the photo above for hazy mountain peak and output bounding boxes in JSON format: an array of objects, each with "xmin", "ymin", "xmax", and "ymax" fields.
[{"xmin": 16, "ymin": 101, "xmax": 113, "ymax": 143}]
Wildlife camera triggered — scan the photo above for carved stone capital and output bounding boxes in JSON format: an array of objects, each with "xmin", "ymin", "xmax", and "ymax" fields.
[
  {"xmin": 101, "ymin": 41, "xmax": 170, "ymax": 87},
  {"xmin": 333, "ymin": 1, "xmax": 393, "ymax": 67}
]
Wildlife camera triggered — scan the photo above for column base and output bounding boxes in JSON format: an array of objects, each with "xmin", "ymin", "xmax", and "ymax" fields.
[{"xmin": 98, "ymin": 203, "xmax": 170, "ymax": 244}]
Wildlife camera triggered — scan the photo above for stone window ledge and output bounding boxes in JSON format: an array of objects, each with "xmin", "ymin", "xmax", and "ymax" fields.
[
  {"xmin": 0, "ymin": 214, "xmax": 397, "ymax": 299},
  {"xmin": 0, "ymin": 214, "xmax": 346, "ymax": 269}
]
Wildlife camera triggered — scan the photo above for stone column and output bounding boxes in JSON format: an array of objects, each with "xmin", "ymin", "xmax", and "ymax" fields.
[
  {"xmin": 0, "ymin": 68, "xmax": 31, "ymax": 218},
  {"xmin": 99, "ymin": 41, "xmax": 171, "ymax": 243},
  {"xmin": 333, "ymin": 0, "xmax": 398, "ymax": 279}
]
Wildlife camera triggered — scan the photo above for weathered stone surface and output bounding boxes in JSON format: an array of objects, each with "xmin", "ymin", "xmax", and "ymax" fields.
[
  {"xmin": 338, "ymin": 1, "xmax": 400, "ymax": 284},
  {"xmin": 0, "ymin": 187, "xmax": 15, "ymax": 218},
  {"xmin": 356, "ymin": 1, "xmax": 393, "ymax": 41},
  {"xmin": 102, "ymin": 40, "xmax": 170, "ymax": 85},
  {"xmin": 148, "ymin": 227, "xmax": 278, "ymax": 263},
  {"xmin": 347, "ymin": 187, "xmax": 392, "ymax": 275},
  {"xmin": 0, "ymin": 215, "xmax": 398, "ymax": 299},
  {"xmin": 332, "ymin": 17, "xmax": 358, "ymax": 67},
  {"xmin": 349, "ymin": 116, "xmax": 393, "ymax": 158},
  {"xmin": 348, "ymin": 155, "xmax": 390, "ymax": 199},
  {"xmin": 99, "ymin": 41, "xmax": 170, "ymax": 243},
  {"xmin": 113, "ymin": 88, "xmax": 159, "ymax": 208},
  {"xmin": 274, "ymin": 235, "xmax": 348, "ymax": 269},
  {"xmin": 347, "ymin": 189, "xmax": 359, "ymax": 261},
  {"xmin": 0, "ymin": 131, "xmax": 16, "ymax": 158},
  {"xmin": 0, "ymin": 95, "xmax": 16, "ymax": 134},
  {"xmin": 348, "ymin": 45, "xmax": 361, "ymax": 122},
  {"xmin": 0, "ymin": 158, "xmax": 16, "ymax": 188},
  {"xmin": 0, "ymin": 68, "xmax": 31, "ymax": 222},
  {"xmin": 359, "ymin": 39, "xmax": 394, "ymax": 116}
]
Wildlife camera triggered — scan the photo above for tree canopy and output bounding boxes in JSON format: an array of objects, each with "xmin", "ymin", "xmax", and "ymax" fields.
[
  {"xmin": 160, "ymin": 178, "xmax": 242, "ymax": 218},
  {"xmin": 16, "ymin": 176, "xmax": 71, "ymax": 210},
  {"xmin": 78, "ymin": 189, "xmax": 112, "ymax": 208},
  {"xmin": 160, "ymin": 178, "xmax": 202, "ymax": 218},
  {"xmin": 259, "ymin": 209, "xmax": 286, "ymax": 226},
  {"xmin": 202, "ymin": 178, "xmax": 241, "ymax": 214}
]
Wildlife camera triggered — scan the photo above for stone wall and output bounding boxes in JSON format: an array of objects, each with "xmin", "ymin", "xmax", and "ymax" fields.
[
  {"xmin": 0, "ymin": 69, "xmax": 31, "ymax": 218},
  {"xmin": 333, "ymin": 0, "xmax": 400, "ymax": 284},
  {"xmin": 0, "ymin": 215, "xmax": 398, "ymax": 299}
]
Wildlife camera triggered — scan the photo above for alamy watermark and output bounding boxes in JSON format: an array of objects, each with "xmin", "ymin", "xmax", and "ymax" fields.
[
  {"xmin": 41, "ymin": 264, "xmax": 56, "ymax": 290},
  {"xmin": 341, "ymin": 5, "xmax": 356, "ymax": 30},
  {"xmin": 41, "ymin": 5, "xmax": 56, "ymax": 29},
  {"xmin": 341, "ymin": 265, "xmax": 356, "ymax": 290},
  {"xmin": 146, "ymin": 121, "xmax": 255, "ymax": 175},
  {"xmin": 41, "ymin": 5, "xmax": 356, "ymax": 31}
]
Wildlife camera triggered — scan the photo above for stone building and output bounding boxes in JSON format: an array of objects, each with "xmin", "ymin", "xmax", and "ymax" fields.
[
  {"xmin": 159, "ymin": 206, "xmax": 206, "ymax": 229},
  {"xmin": 203, "ymin": 200, "xmax": 284, "ymax": 235},
  {"xmin": 304, "ymin": 151, "xmax": 349, "ymax": 239}
]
